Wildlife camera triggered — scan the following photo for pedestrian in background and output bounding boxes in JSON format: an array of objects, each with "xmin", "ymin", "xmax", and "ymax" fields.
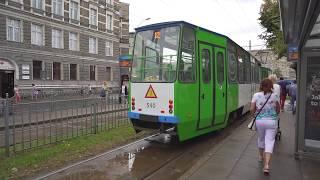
[
  {"xmin": 119, "ymin": 83, "xmax": 126, "ymax": 104},
  {"xmin": 277, "ymin": 77, "xmax": 287, "ymax": 111},
  {"xmin": 14, "ymin": 85, "xmax": 21, "ymax": 103},
  {"xmin": 251, "ymin": 78, "xmax": 280, "ymax": 175},
  {"xmin": 31, "ymin": 83, "xmax": 38, "ymax": 100},
  {"xmin": 88, "ymin": 84, "xmax": 92, "ymax": 95},
  {"xmin": 100, "ymin": 82, "xmax": 107, "ymax": 98},
  {"xmin": 268, "ymin": 74, "xmax": 280, "ymax": 102},
  {"xmin": 289, "ymin": 80, "xmax": 297, "ymax": 114}
]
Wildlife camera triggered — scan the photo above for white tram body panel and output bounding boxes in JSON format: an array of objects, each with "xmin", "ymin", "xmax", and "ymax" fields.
[{"xmin": 130, "ymin": 83, "xmax": 175, "ymax": 117}]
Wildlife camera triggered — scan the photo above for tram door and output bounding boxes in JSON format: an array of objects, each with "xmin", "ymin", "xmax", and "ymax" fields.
[
  {"xmin": 0, "ymin": 70, "xmax": 14, "ymax": 98},
  {"xmin": 198, "ymin": 44, "xmax": 214, "ymax": 129},
  {"xmin": 213, "ymin": 47, "xmax": 227, "ymax": 125}
]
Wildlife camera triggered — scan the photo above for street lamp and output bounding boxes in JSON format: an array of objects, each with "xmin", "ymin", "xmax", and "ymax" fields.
[{"xmin": 137, "ymin": 18, "xmax": 151, "ymax": 27}]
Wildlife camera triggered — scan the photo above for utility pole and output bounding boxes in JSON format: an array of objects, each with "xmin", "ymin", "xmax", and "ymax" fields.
[{"xmin": 249, "ymin": 40, "xmax": 251, "ymax": 51}]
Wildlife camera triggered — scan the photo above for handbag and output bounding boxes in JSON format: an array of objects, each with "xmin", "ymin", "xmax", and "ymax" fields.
[{"xmin": 248, "ymin": 94, "xmax": 272, "ymax": 130}]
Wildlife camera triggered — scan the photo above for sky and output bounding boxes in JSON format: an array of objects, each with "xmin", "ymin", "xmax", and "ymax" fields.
[{"xmin": 121, "ymin": 0, "xmax": 266, "ymax": 50}]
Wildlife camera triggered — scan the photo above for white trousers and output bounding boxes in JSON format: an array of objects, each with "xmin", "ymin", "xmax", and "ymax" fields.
[{"xmin": 256, "ymin": 119, "xmax": 278, "ymax": 153}]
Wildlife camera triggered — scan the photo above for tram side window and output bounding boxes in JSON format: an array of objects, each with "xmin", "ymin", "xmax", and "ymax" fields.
[
  {"xmin": 228, "ymin": 51, "xmax": 237, "ymax": 83},
  {"xmin": 237, "ymin": 54, "xmax": 245, "ymax": 83},
  {"xmin": 202, "ymin": 49, "xmax": 211, "ymax": 83},
  {"xmin": 217, "ymin": 52, "xmax": 224, "ymax": 85},
  {"xmin": 179, "ymin": 27, "xmax": 196, "ymax": 82},
  {"xmin": 244, "ymin": 55, "xmax": 251, "ymax": 83},
  {"xmin": 255, "ymin": 66, "xmax": 260, "ymax": 83}
]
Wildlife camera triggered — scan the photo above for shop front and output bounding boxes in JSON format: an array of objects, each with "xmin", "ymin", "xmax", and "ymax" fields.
[{"xmin": 280, "ymin": 0, "xmax": 320, "ymax": 158}]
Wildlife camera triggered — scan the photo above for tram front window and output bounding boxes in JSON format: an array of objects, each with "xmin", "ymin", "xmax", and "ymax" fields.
[{"xmin": 131, "ymin": 26, "xmax": 180, "ymax": 82}]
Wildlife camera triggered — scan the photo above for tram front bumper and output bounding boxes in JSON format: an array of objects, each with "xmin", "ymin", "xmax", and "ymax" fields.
[
  {"xmin": 128, "ymin": 112, "xmax": 179, "ymax": 124},
  {"xmin": 128, "ymin": 112, "xmax": 179, "ymax": 131}
]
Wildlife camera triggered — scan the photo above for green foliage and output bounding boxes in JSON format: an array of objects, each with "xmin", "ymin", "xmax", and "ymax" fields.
[
  {"xmin": 273, "ymin": 68, "xmax": 283, "ymax": 78},
  {"xmin": 259, "ymin": 0, "xmax": 287, "ymax": 58}
]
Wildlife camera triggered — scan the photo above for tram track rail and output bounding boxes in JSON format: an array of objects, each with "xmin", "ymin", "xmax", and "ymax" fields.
[
  {"xmin": 34, "ymin": 131, "xmax": 160, "ymax": 180},
  {"xmin": 141, "ymin": 113, "xmax": 250, "ymax": 180},
  {"xmin": 33, "ymin": 113, "xmax": 249, "ymax": 180}
]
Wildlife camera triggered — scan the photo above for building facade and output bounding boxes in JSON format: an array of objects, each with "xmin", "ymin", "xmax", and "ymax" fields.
[
  {"xmin": 251, "ymin": 49, "xmax": 296, "ymax": 79},
  {"xmin": 0, "ymin": 0, "xmax": 124, "ymax": 93},
  {"xmin": 118, "ymin": 1, "xmax": 129, "ymax": 85}
]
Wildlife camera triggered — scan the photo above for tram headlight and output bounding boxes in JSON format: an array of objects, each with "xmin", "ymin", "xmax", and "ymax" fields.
[
  {"xmin": 169, "ymin": 99, "xmax": 173, "ymax": 114},
  {"xmin": 131, "ymin": 97, "xmax": 135, "ymax": 110}
]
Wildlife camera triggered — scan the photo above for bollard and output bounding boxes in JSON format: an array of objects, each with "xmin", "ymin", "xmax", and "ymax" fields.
[
  {"xmin": 93, "ymin": 103, "xmax": 97, "ymax": 134},
  {"xmin": 4, "ymin": 93, "xmax": 10, "ymax": 157},
  {"xmin": 50, "ymin": 90, "xmax": 54, "ymax": 112}
]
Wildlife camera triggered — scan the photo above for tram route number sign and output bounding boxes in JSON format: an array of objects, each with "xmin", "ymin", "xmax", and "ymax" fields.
[{"xmin": 146, "ymin": 102, "xmax": 156, "ymax": 109}]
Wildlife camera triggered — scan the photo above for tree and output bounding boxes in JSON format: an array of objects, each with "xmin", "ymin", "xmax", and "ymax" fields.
[
  {"xmin": 273, "ymin": 68, "xmax": 283, "ymax": 78},
  {"xmin": 259, "ymin": 0, "xmax": 287, "ymax": 58}
]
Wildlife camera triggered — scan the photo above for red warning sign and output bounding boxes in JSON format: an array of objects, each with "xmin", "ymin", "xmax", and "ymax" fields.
[{"xmin": 145, "ymin": 85, "xmax": 157, "ymax": 98}]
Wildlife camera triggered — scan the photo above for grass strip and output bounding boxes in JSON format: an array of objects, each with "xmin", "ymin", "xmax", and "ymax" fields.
[{"xmin": 0, "ymin": 125, "xmax": 136, "ymax": 179}]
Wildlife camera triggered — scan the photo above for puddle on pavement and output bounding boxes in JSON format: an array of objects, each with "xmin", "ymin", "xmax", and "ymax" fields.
[{"xmin": 45, "ymin": 134, "xmax": 181, "ymax": 180}]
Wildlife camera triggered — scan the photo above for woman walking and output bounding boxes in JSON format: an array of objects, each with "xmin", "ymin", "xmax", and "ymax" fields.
[
  {"xmin": 250, "ymin": 78, "xmax": 280, "ymax": 175},
  {"xmin": 14, "ymin": 85, "xmax": 21, "ymax": 103}
]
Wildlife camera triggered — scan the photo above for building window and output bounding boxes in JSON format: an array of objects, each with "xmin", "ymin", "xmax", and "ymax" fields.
[
  {"xmin": 69, "ymin": 32, "xmax": 79, "ymax": 51},
  {"xmin": 52, "ymin": 0, "xmax": 63, "ymax": 16},
  {"xmin": 53, "ymin": 62, "xmax": 61, "ymax": 80},
  {"xmin": 11, "ymin": 0, "xmax": 23, "ymax": 3},
  {"xmin": 106, "ymin": 14, "xmax": 112, "ymax": 31},
  {"xmin": 7, "ymin": 18, "xmax": 22, "ymax": 42},
  {"xmin": 52, "ymin": 29, "xmax": 63, "ymax": 49},
  {"xmin": 90, "ymin": 8, "xmax": 97, "ymax": 26},
  {"xmin": 106, "ymin": 67, "xmax": 111, "ymax": 81},
  {"xmin": 33, "ymin": 60, "xmax": 42, "ymax": 80},
  {"xmin": 105, "ymin": 41, "xmax": 113, "ymax": 56},
  {"xmin": 31, "ymin": 24, "xmax": 44, "ymax": 46},
  {"xmin": 31, "ymin": 0, "xmax": 44, "ymax": 10},
  {"xmin": 106, "ymin": 0, "xmax": 112, "ymax": 5},
  {"xmin": 70, "ymin": 64, "xmax": 77, "ymax": 80},
  {"xmin": 89, "ymin": 37, "xmax": 98, "ymax": 54},
  {"xmin": 90, "ymin": 65, "xmax": 96, "ymax": 81},
  {"xmin": 70, "ymin": 1, "xmax": 79, "ymax": 20}
]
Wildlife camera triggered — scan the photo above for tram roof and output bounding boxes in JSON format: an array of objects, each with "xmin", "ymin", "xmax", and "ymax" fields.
[
  {"xmin": 135, "ymin": 21, "xmax": 263, "ymax": 66},
  {"xmin": 136, "ymin": 21, "xmax": 227, "ymax": 38}
]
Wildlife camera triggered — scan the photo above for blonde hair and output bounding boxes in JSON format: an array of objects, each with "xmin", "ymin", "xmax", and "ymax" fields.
[{"xmin": 268, "ymin": 74, "xmax": 277, "ymax": 84}]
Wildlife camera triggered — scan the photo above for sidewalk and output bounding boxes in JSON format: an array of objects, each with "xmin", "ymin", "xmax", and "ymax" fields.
[{"xmin": 180, "ymin": 111, "xmax": 320, "ymax": 180}]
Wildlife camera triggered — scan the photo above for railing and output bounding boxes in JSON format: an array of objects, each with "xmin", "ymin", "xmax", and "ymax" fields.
[{"xmin": 0, "ymin": 93, "xmax": 129, "ymax": 157}]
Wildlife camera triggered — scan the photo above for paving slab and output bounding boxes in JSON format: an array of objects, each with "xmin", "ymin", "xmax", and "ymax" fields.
[{"xmin": 181, "ymin": 110, "xmax": 320, "ymax": 180}]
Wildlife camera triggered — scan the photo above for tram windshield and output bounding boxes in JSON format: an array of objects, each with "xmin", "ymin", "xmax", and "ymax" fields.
[{"xmin": 131, "ymin": 26, "xmax": 180, "ymax": 82}]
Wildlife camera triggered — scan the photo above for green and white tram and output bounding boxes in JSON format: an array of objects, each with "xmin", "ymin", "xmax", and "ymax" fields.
[{"xmin": 128, "ymin": 21, "xmax": 271, "ymax": 141}]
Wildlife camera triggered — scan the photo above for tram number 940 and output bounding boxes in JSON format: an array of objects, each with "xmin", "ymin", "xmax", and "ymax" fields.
[{"xmin": 146, "ymin": 102, "xmax": 156, "ymax": 109}]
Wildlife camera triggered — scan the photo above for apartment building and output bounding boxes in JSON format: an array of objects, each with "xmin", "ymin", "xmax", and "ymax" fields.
[
  {"xmin": 251, "ymin": 49, "xmax": 296, "ymax": 79},
  {"xmin": 118, "ymin": 1, "xmax": 129, "ymax": 85},
  {"xmin": 0, "ymin": 0, "xmax": 125, "ymax": 92}
]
